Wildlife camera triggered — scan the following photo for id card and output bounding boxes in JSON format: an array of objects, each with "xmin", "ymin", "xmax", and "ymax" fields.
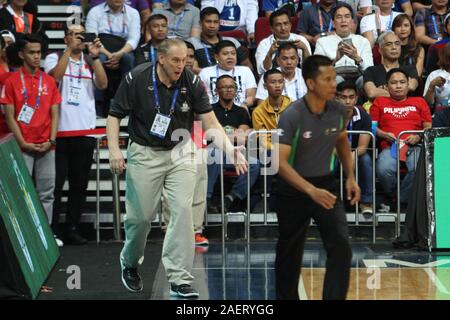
[
  {"xmin": 17, "ymin": 104, "xmax": 35, "ymax": 124},
  {"xmin": 67, "ymin": 85, "xmax": 81, "ymax": 106},
  {"xmin": 150, "ymin": 113, "xmax": 171, "ymax": 138}
]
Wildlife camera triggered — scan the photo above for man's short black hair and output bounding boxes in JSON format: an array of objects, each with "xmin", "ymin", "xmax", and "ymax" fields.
[
  {"xmin": 337, "ymin": 80, "xmax": 357, "ymax": 93},
  {"xmin": 302, "ymin": 55, "xmax": 333, "ymax": 82},
  {"xmin": 63, "ymin": 24, "xmax": 86, "ymax": 36},
  {"xmin": 215, "ymin": 40, "xmax": 236, "ymax": 54},
  {"xmin": 184, "ymin": 40, "xmax": 195, "ymax": 51},
  {"xmin": 16, "ymin": 33, "xmax": 42, "ymax": 52},
  {"xmin": 200, "ymin": 7, "xmax": 220, "ymax": 21},
  {"xmin": 332, "ymin": 1, "xmax": 354, "ymax": 20},
  {"xmin": 263, "ymin": 69, "xmax": 283, "ymax": 82},
  {"xmin": 5, "ymin": 42, "xmax": 22, "ymax": 68},
  {"xmin": 145, "ymin": 14, "xmax": 168, "ymax": 27},
  {"xmin": 269, "ymin": 8, "xmax": 290, "ymax": 27},
  {"xmin": 276, "ymin": 41, "xmax": 297, "ymax": 57},
  {"xmin": 216, "ymin": 74, "xmax": 236, "ymax": 87},
  {"xmin": 386, "ymin": 67, "xmax": 409, "ymax": 82}
]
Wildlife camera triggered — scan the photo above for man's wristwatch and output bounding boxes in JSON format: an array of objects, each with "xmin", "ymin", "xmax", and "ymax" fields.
[
  {"xmin": 48, "ymin": 139, "xmax": 57, "ymax": 146},
  {"xmin": 319, "ymin": 32, "xmax": 327, "ymax": 37}
]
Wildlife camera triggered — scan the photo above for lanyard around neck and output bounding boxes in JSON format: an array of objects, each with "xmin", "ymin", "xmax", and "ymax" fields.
[
  {"xmin": 68, "ymin": 54, "xmax": 83, "ymax": 87},
  {"xmin": 20, "ymin": 69, "xmax": 43, "ymax": 109},
  {"xmin": 152, "ymin": 64, "xmax": 179, "ymax": 117}
]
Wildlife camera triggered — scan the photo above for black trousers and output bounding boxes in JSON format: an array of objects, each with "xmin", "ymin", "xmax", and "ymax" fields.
[
  {"xmin": 53, "ymin": 136, "xmax": 96, "ymax": 228},
  {"xmin": 275, "ymin": 175, "xmax": 352, "ymax": 300}
]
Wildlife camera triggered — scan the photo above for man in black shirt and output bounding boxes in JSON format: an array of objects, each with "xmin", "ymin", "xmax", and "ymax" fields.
[
  {"xmin": 363, "ymin": 31, "xmax": 419, "ymax": 100},
  {"xmin": 135, "ymin": 14, "xmax": 168, "ymax": 66},
  {"xmin": 107, "ymin": 39, "xmax": 247, "ymax": 298},
  {"xmin": 337, "ymin": 80, "xmax": 374, "ymax": 215},
  {"xmin": 207, "ymin": 75, "xmax": 260, "ymax": 213}
]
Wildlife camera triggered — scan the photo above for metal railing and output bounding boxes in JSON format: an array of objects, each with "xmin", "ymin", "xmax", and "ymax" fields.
[{"xmin": 395, "ymin": 130, "xmax": 424, "ymax": 238}]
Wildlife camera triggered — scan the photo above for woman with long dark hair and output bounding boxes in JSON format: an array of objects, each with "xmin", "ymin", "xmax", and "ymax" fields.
[{"xmin": 392, "ymin": 13, "xmax": 425, "ymax": 77}]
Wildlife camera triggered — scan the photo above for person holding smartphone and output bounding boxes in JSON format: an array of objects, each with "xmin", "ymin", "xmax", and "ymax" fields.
[
  {"xmin": 44, "ymin": 24, "xmax": 108, "ymax": 245},
  {"xmin": 314, "ymin": 2, "xmax": 373, "ymax": 90}
]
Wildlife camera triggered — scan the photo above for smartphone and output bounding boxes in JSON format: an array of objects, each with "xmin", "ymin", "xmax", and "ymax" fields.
[
  {"xmin": 80, "ymin": 33, "xmax": 96, "ymax": 43},
  {"xmin": 342, "ymin": 38, "xmax": 353, "ymax": 47}
]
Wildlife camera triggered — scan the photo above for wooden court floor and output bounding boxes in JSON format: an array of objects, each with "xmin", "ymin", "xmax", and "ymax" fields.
[{"xmin": 300, "ymin": 267, "xmax": 450, "ymax": 300}]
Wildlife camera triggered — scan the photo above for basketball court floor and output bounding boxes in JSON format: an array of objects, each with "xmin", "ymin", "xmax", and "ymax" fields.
[{"xmin": 39, "ymin": 239, "xmax": 450, "ymax": 300}]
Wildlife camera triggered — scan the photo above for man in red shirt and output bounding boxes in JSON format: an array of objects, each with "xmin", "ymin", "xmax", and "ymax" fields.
[
  {"xmin": 371, "ymin": 68, "xmax": 432, "ymax": 209},
  {"xmin": 2, "ymin": 34, "xmax": 62, "ymax": 244}
]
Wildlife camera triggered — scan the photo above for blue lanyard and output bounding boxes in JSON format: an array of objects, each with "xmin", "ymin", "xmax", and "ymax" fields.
[
  {"xmin": 20, "ymin": 70, "xmax": 43, "ymax": 109},
  {"xmin": 106, "ymin": 6, "xmax": 128, "ymax": 37},
  {"xmin": 68, "ymin": 55, "xmax": 83, "ymax": 88},
  {"xmin": 431, "ymin": 14, "xmax": 440, "ymax": 37},
  {"xmin": 203, "ymin": 44, "xmax": 213, "ymax": 65},
  {"xmin": 347, "ymin": 120, "xmax": 353, "ymax": 145},
  {"xmin": 150, "ymin": 45, "xmax": 156, "ymax": 64},
  {"xmin": 284, "ymin": 78, "xmax": 300, "ymax": 100},
  {"xmin": 174, "ymin": 10, "xmax": 186, "ymax": 33},
  {"xmin": 386, "ymin": 11, "xmax": 394, "ymax": 30},
  {"xmin": 151, "ymin": 64, "xmax": 179, "ymax": 116},
  {"xmin": 318, "ymin": 8, "xmax": 332, "ymax": 33}
]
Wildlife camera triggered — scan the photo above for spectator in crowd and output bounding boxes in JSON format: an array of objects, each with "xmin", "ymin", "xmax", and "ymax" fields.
[
  {"xmin": 412, "ymin": 0, "xmax": 432, "ymax": 11},
  {"xmin": 206, "ymin": 74, "xmax": 259, "ymax": 213},
  {"xmin": 424, "ymin": 43, "xmax": 450, "ymax": 112},
  {"xmin": 363, "ymin": 31, "xmax": 419, "ymax": 100},
  {"xmin": 340, "ymin": 0, "xmax": 374, "ymax": 20},
  {"xmin": 0, "ymin": 36, "xmax": 10, "ymax": 137},
  {"xmin": 425, "ymin": 13, "xmax": 450, "ymax": 75},
  {"xmin": 297, "ymin": 0, "xmax": 336, "ymax": 47},
  {"xmin": 371, "ymin": 68, "xmax": 432, "ymax": 210},
  {"xmin": 336, "ymin": 80, "xmax": 373, "ymax": 215},
  {"xmin": 1, "ymin": 29, "xmax": 15, "ymax": 47},
  {"xmin": 315, "ymin": 2, "xmax": 373, "ymax": 90},
  {"xmin": 0, "ymin": 33, "xmax": 8, "ymax": 73},
  {"xmin": 262, "ymin": 0, "xmax": 299, "ymax": 17},
  {"xmin": 188, "ymin": 7, "xmax": 253, "ymax": 73},
  {"xmin": 153, "ymin": 0, "xmax": 197, "ymax": 8},
  {"xmin": 135, "ymin": 14, "xmax": 168, "ymax": 65},
  {"xmin": 433, "ymin": 105, "xmax": 450, "ymax": 126},
  {"xmin": 45, "ymin": 25, "xmax": 107, "ymax": 245},
  {"xmin": 153, "ymin": 0, "xmax": 201, "ymax": 39},
  {"xmin": 256, "ymin": 42, "xmax": 307, "ymax": 103},
  {"xmin": 107, "ymin": 39, "xmax": 247, "ymax": 296},
  {"xmin": 2, "ymin": 34, "xmax": 63, "ymax": 246},
  {"xmin": 184, "ymin": 40, "xmax": 199, "ymax": 71},
  {"xmin": 414, "ymin": 0, "xmax": 450, "ymax": 46},
  {"xmin": 86, "ymin": 0, "xmax": 140, "ymax": 76},
  {"xmin": 199, "ymin": 40, "xmax": 257, "ymax": 110},
  {"xmin": 393, "ymin": 0, "xmax": 413, "ymax": 17},
  {"xmin": 201, "ymin": 0, "xmax": 259, "ymax": 43},
  {"xmin": 392, "ymin": 13, "xmax": 425, "ymax": 77},
  {"xmin": 255, "ymin": 9, "xmax": 311, "ymax": 75},
  {"xmin": 360, "ymin": 0, "xmax": 401, "ymax": 48},
  {"xmin": 0, "ymin": 0, "xmax": 48, "ymax": 51},
  {"xmin": 253, "ymin": 69, "xmax": 291, "ymax": 149},
  {"xmin": 89, "ymin": 0, "xmax": 151, "ymax": 26}
]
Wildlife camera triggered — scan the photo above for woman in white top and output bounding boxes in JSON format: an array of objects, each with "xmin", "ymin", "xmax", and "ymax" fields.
[
  {"xmin": 360, "ymin": 0, "xmax": 401, "ymax": 47},
  {"xmin": 424, "ymin": 43, "xmax": 450, "ymax": 112}
]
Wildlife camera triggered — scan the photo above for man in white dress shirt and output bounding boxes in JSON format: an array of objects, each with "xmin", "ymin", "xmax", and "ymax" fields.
[
  {"xmin": 315, "ymin": 2, "xmax": 373, "ymax": 90},
  {"xmin": 256, "ymin": 42, "xmax": 307, "ymax": 103},
  {"xmin": 255, "ymin": 8, "xmax": 311, "ymax": 75}
]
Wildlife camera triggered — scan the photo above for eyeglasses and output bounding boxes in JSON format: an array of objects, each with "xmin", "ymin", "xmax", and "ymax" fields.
[{"xmin": 217, "ymin": 86, "xmax": 236, "ymax": 91}]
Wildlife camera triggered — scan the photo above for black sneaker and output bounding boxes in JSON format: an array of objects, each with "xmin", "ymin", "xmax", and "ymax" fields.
[
  {"xmin": 170, "ymin": 283, "xmax": 199, "ymax": 298},
  {"xmin": 207, "ymin": 199, "xmax": 219, "ymax": 213},
  {"xmin": 223, "ymin": 194, "xmax": 234, "ymax": 213},
  {"xmin": 121, "ymin": 267, "xmax": 143, "ymax": 292}
]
